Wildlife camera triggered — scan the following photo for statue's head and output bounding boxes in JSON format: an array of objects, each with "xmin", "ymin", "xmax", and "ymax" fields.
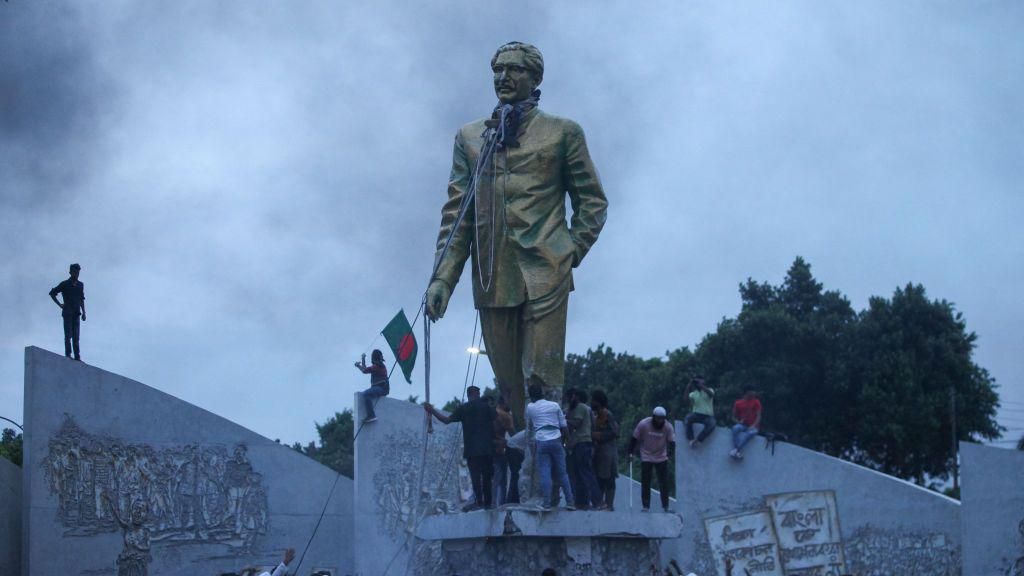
[{"xmin": 491, "ymin": 41, "xmax": 543, "ymax": 104}]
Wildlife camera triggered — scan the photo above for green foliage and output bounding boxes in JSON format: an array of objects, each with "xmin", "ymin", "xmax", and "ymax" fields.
[
  {"xmin": 294, "ymin": 410, "xmax": 355, "ymax": 477},
  {"xmin": 0, "ymin": 428, "xmax": 23, "ymax": 467},
  {"xmin": 566, "ymin": 257, "xmax": 1002, "ymax": 486}
]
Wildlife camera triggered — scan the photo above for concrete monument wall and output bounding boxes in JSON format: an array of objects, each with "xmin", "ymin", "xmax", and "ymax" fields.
[
  {"xmin": 354, "ymin": 395, "xmax": 469, "ymax": 576},
  {"xmin": 1, "ymin": 456, "xmax": 21, "ymax": 575},
  {"xmin": 22, "ymin": 346, "xmax": 354, "ymax": 576},
  {"xmin": 671, "ymin": 426, "xmax": 961, "ymax": 576},
  {"xmin": 960, "ymin": 441, "xmax": 1024, "ymax": 575}
]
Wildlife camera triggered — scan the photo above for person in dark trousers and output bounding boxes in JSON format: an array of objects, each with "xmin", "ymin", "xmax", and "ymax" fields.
[
  {"xmin": 425, "ymin": 385, "xmax": 497, "ymax": 510},
  {"xmin": 492, "ymin": 395, "xmax": 516, "ymax": 505},
  {"xmin": 629, "ymin": 406, "xmax": 676, "ymax": 512},
  {"xmin": 564, "ymin": 388, "xmax": 602, "ymax": 509},
  {"xmin": 49, "ymin": 263, "xmax": 86, "ymax": 361},
  {"xmin": 355, "ymin": 349, "xmax": 389, "ymax": 423},
  {"xmin": 684, "ymin": 377, "xmax": 716, "ymax": 447},
  {"xmin": 589, "ymin": 389, "xmax": 619, "ymax": 510},
  {"xmin": 505, "ymin": 428, "xmax": 527, "ymax": 504}
]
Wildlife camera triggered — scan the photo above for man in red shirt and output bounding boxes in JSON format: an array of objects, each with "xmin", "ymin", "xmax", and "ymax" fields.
[{"xmin": 730, "ymin": 389, "xmax": 762, "ymax": 459}]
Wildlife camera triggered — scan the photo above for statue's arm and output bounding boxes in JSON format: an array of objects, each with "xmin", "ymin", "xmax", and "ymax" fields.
[
  {"xmin": 432, "ymin": 130, "xmax": 474, "ymax": 290},
  {"xmin": 563, "ymin": 122, "xmax": 608, "ymax": 267}
]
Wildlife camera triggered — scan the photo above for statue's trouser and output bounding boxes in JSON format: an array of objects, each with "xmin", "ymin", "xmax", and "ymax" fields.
[{"xmin": 479, "ymin": 285, "xmax": 568, "ymax": 430}]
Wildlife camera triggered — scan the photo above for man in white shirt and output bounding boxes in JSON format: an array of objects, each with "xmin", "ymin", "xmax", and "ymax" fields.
[{"xmin": 525, "ymin": 383, "xmax": 575, "ymax": 510}]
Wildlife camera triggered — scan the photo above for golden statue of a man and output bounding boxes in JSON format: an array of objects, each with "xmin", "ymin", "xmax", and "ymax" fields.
[{"xmin": 425, "ymin": 42, "xmax": 608, "ymax": 426}]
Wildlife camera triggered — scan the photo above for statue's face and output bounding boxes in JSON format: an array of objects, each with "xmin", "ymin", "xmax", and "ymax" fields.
[{"xmin": 492, "ymin": 50, "xmax": 538, "ymax": 104}]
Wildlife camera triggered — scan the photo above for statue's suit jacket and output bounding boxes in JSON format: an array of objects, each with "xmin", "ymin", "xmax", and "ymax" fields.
[{"xmin": 433, "ymin": 108, "xmax": 608, "ymax": 309}]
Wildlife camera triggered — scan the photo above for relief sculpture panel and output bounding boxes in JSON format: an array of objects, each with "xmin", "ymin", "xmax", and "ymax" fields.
[{"xmin": 41, "ymin": 416, "xmax": 269, "ymax": 575}]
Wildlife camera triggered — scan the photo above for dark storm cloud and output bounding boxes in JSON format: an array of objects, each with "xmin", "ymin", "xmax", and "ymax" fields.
[{"xmin": 2, "ymin": 1, "xmax": 1021, "ymax": 445}]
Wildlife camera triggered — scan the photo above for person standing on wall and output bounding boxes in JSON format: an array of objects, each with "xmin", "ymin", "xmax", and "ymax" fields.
[
  {"xmin": 628, "ymin": 406, "xmax": 676, "ymax": 512},
  {"xmin": 49, "ymin": 263, "xmax": 86, "ymax": 361},
  {"xmin": 589, "ymin": 389, "xmax": 619, "ymax": 510},
  {"xmin": 730, "ymin": 388, "xmax": 762, "ymax": 460},
  {"xmin": 355, "ymin": 349, "xmax": 389, "ymax": 423},
  {"xmin": 525, "ymin": 383, "xmax": 575, "ymax": 510},
  {"xmin": 564, "ymin": 388, "xmax": 602, "ymax": 509},
  {"xmin": 424, "ymin": 385, "xmax": 497, "ymax": 510},
  {"xmin": 492, "ymin": 395, "xmax": 516, "ymax": 506},
  {"xmin": 683, "ymin": 377, "xmax": 717, "ymax": 448}
]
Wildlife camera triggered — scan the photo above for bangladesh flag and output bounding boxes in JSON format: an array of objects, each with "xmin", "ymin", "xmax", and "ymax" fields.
[{"xmin": 382, "ymin": 309, "xmax": 417, "ymax": 384}]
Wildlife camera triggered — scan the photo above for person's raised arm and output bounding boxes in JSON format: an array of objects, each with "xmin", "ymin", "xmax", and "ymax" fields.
[{"xmin": 269, "ymin": 548, "xmax": 295, "ymax": 576}]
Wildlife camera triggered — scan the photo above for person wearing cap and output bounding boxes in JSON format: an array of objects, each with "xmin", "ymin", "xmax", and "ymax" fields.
[
  {"xmin": 49, "ymin": 263, "xmax": 86, "ymax": 361},
  {"xmin": 629, "ymin": 406, "xmax": 676, "ymax": 512},
  {"xmin": 425, "ymin": 385, "xmax": 497, "ymax": 510}
]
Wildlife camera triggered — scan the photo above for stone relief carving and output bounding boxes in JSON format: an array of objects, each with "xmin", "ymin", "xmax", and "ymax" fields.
[
  {"xmin": 703, "ymin": 490, "xmax": 958, "ymax": 576},
  {"xmin": 42, "ymin": 417, "xmax": 269, "ymax": 575},
  {"xmin": 370, "ymin": 425, "xmax": 466, "ymax": 576}
]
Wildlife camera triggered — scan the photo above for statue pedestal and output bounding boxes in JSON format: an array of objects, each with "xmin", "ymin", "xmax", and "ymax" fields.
[{"xmin": 416, "ymin": 507, "xmax": 682, "ymax": 576}]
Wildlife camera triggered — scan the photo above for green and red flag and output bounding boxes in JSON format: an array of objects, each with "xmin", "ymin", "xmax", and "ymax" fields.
[{"xmin": 382, "ymin": 309, "xmax": 417, "ymax": 384}]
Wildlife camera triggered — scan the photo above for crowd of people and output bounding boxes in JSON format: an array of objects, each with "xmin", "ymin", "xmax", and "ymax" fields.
[{"xmin": 414, "ymin": 375, "xmax": 764, "ymax": 513}]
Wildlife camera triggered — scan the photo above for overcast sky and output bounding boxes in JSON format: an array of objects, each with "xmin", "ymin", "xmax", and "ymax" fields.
[{"xmin": 2, "ymin": 1, "xmax": 1022, "ymax": 448}]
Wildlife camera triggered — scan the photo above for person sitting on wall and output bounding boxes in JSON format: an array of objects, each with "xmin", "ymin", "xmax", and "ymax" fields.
[
  {"xmin": 355, "ymin": 349, "xmax": 389, "ymax": 423},
  {"xmin": 525, "ymin": 383, "xmax": 575, "ymax": 511},
  {"xmin": 589, "ymin": 389, "xmax": 619, "ymax": 510},
  {"xmin": 424, "ymin": 385, "xmax": 497, "ymax": 510},
  {"xmin": 683, "ymin": 376, "xmax": 716, "ymax": 448},
  {"xmin": 628, "ymin": 406, "xmax": 676, "ymax": 513},
  {"xmin": 730, "ymin": 388, "xmax": 762, "ymax": 460},
  {"xmin": 236, "ymin": 547, "xmax": 295, "ymax": 576}
]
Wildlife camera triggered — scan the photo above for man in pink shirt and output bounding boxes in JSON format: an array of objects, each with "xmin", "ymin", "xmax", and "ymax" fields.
[{"xmin": 628, "ymin": 407, "xmax": 675, "ymax": 512}]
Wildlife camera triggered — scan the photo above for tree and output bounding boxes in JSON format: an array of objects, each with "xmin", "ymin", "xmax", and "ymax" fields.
[
  {"xmin": 566, "ymin": 257, "xmax": 1002, "ymax": 487},
  {"xmin": 0, "ymin": 428, "xmax": 22, "ymax": 466},
  {"xmin": 294, "ymin": 410, "xmax": 355, "ymax": 477},
  {"xmin": 697, "ymin": 257, "xmax": 858, "ymax": 456}
]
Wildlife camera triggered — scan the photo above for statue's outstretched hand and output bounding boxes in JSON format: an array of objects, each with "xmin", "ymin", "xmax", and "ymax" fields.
[{"xmin": 425, "ymin": 280, "xmax": 451, "ymax": 321}]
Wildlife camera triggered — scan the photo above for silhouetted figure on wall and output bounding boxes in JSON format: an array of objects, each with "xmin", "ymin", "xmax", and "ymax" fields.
[{"xmin": 49, "ymin": 263, "xmax": 86, "ymax": 361}]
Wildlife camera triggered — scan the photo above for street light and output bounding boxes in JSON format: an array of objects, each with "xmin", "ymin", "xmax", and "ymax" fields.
[{"xmin": 467, "ymin": 346, "xmax": 487, "ymax": 355}]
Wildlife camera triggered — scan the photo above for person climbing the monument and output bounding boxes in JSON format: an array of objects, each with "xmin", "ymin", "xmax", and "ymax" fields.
[
  {"xmin": 628, "ymin": 406, "xmax": 675, "ymax": 512},
  {"xmin": 564, "ymin": 388, "xmax": 601, "ymax": 509},
  {"xmin": 424, "ymin": 41, "xmax": 609, "ymax": 428},
  {"xmin": 49, "ymin": 262, "xmax": 86, "ymax": 361},
  {"xmin": 424, "ymin": 385, "xmax": 497, "ymax": 510},
  {"xmin": 525, "ymin": 383, "xmax": 575, "ymax": 510},
  {"xmin": 355, "ymin": 349, "xmax": 389, "ymax": 423},
  {"xmin": 730, "ymin": 388, "xmax": 762, "ymax": 459},
  {"xmin": 589, "ymin": 389, "xmax": 619, "ymax": 510},
  {"xmin": 684, "ymin": 376, "xmax": 717, "ymax": 448},
  {"xmin": 492, "ymin": 395, "xmax": 516, "ymax": 506}
]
